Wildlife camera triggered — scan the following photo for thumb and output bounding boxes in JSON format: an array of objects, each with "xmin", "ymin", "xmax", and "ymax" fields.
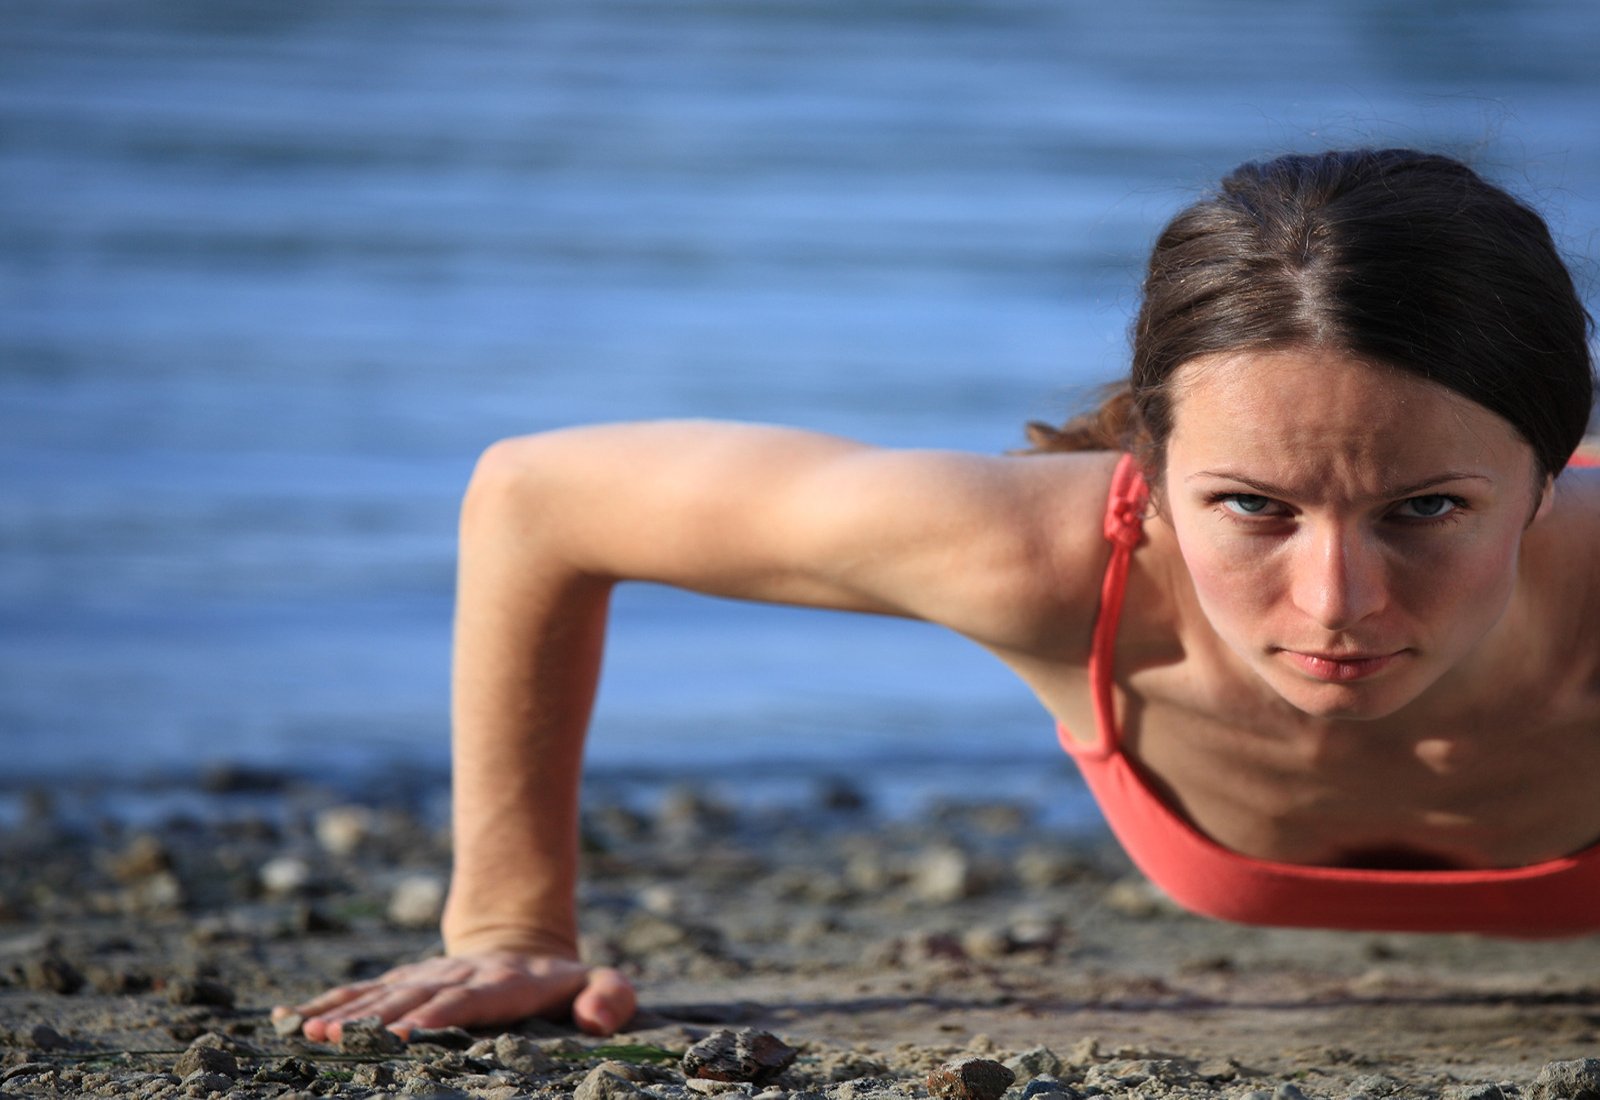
[{"xmin": 572, "ymin": 966, "xmax": 637, "ymax": 1036}]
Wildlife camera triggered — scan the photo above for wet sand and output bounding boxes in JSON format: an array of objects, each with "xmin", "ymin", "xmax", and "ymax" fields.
[{"xmin": 4, "ymin": 775, "xmax": 1600, "ymax": 1098}]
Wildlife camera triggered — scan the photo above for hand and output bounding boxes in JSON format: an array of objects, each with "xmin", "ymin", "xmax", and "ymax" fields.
[{"xmin": 271, "ymin": 951, "xmax": 637, "ymax": 1043}]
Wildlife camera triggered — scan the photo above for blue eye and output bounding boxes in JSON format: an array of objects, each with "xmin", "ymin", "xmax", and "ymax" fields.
[
  {"xmin": 1222, "ymin": 494, "xmax": 1273, "ymax": 516},
  {"xmin": 1397, "ymin": 495, "xmax": 1458, "ymax": 519}
]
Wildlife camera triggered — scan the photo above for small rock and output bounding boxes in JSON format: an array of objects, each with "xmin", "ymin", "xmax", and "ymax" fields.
[
  {"xmin": 1444, "ymin": 1087, "xmax": 1507, "ymax": 1100},
  {"xmin": 350, "ymin": 1062, "xmax": 398, "ymax": 1088},
  {"xmin": 926, "ymin": 1058, "xmax": 1016, "ymax": 1100},
  {"xmin": 1103, "ymin": 876, "xmax": 1175, "ymax": 919},
  {"xmin": 109, "ymin": 834, "xmax": 173, "ymax": 882},
  {"xmin": 90, "ymin": 964, "xmax": 154, "ymax": 995},
  {"xmin": 1276, "ymin": 1086, "xmax": 1313, "ymax": 1100},
  {"xmin": 1005, "ymin": 1048, "xmax": 1065, "ymax": 1082},
  {"xmin": 272, "ymin": 1012, "xmax": 305, "ymax": 1039},
  {"xmin": 174, "ymin": 1046, "xmax": 238, "ymax": 1079},
  {"xmin": 182, "ymin": 1069, "xmax": 235, "ymax": 1094},
  {"xmin": 1530, "ymin": 1059, "xmax": 1600, "ymax": 1100},
  {"xmin": 339, "ymin": 1015, "xmax": 406, "ymax": 1055},
  {"xmin": 911, "ymin": 847, "xmax": 981, "ymax": 904},
  {"xmin": 409, "ymin": 1026, "xmax": 475, "ymax": 1051},
  {"xmin": 492, "ymin": 1033, "xmax": 554, "ymax": 1074},
  {"xmin": 166, "ymin": 977, "xmax": 236, "ymax": 1007},
  {"xmin": 26, "ymin": 1023, "xmax": 70, "ymax": 1051},
  {"xmin": 816, "ymin": 776, "xmax": 868, "ymax": 812},
  {"xmin": 314, "ymin": 805, "xmax": 375, "ymax": 858},
  {"xmin": 1022, "ymin": 1077, "xmax": 1079, "ymax": 1100},
  {"xmin": 125, "ymin": 871, "xmax": 185, "ymax": 913},
  {"xmin": 387, "ymin": 874, "xmax": 447, "ymax": 929},
  {"xmin": 251, "ymin": 1056, "xmax": 317, "ymax": 1086},
  {"xmin": 682, "ymin": 1029, "xmax": 799, "ymax": 1085},
  {"xmin": 960, "ymin": 924, "xmax": 1013, "ymax": 960},
  {"xmin": 23, "ymin": 953, "xmax": 84, "ymax": 995},
  {"xmin": 576, "ymin": 1061, "xmax": 652, "ymax": 1100},
  {"xmin": 259, "ymin": 856, "xmax": 314, "ymax": 896}
]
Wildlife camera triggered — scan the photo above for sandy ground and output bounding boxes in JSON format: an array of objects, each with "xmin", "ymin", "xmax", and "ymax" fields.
[{"xmin": 3, "ymin": 773, "xmax": 1600, "ymax": 1098}]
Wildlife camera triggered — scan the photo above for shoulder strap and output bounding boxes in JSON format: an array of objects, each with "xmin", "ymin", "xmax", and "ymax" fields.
[{"xmin": 1081, "ymin": 454, "xmax": 1150, "ymax": 760}]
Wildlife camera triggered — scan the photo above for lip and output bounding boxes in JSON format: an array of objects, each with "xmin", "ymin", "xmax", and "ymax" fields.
[{"xmin": 1278, "ymin": 649, "xmax": 1405, "ymax": 683}]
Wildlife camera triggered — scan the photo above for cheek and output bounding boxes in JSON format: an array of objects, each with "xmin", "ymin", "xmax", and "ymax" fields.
[{"xmin": 1173, "ymin": 523, "xmax": 1281, "ymax": 628}]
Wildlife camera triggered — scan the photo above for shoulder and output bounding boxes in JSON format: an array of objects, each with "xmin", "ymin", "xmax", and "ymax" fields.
[
  {"xmin": 1518, "ymin": 464, "xmax": 1600, "ymax": 655},
  {"xmin": 797, "ymin": 446, "xmax": 1125, "ymax": 657}
]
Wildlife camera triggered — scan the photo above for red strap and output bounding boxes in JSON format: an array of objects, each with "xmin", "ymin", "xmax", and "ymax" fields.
[{"xmin": 1081, "ymin": 455, "xmax": 1149, "ymax": 760}]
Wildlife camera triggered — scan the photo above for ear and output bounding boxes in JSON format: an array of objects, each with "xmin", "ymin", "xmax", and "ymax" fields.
[{"xmin": 1529, "ymin": 473, "xmax": 1556, "ymax": 527}]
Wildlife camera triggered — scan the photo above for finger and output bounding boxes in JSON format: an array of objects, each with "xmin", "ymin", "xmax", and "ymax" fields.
[
  {"xmin": 308, "ymin": 986, "xmax": 444, "ymax": 1044},
  {"xmin": 288, "ymin": 980, "xmax": 382, "ymax": 1018},
  {"xmin": 572, "ymin": 968, "xmax": 638, "ymax": 1037},
  {"xmin": 397, "ymin": 966, "xmax": 589, "ymax": 1034}
]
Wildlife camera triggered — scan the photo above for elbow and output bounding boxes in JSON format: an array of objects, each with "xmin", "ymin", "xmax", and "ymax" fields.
[{"xmin": 460, "ymin": 436, "xmax": 548, "ymax": 540}]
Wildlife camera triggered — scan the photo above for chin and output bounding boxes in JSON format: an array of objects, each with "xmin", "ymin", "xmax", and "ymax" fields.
[{"xmin": 1261, "ymin": 667, "xmax": 1422, "ymax": 722}]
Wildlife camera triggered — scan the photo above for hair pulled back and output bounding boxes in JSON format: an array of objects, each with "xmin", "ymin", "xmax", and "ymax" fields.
[{"xmin": 1027, "ymin": 148, "xmax": 1595, "ymax": 480}]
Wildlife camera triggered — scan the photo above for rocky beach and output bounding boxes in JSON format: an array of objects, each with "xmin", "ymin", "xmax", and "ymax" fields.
[{"xmin": 4, "ymin": 771, "xmax": 1600, "ymax": 1099}]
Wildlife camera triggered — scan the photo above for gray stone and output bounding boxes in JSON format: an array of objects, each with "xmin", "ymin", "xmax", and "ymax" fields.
[
  {"xmin": 493, "ymin": 1033, "xmax": 555, "ymax": 1075},
  {"xmin": 1530, "ymin": 1060, "xmax": 1600, "ymax": 1100},
  {"xmin": 338, "ymin": 1015, "xmax": 407, "ymax": 1055},
  {"xmin": 1444, "ymin": 1087, "xmax": 1508, "ymax": 1100},
  {"xmin": 25, "ymin": 1023, "xmax": 70, "ymax": 1051},
  {"xmin": 1005, "ymin": 1048, "xmax": 1065, "ymax": 1083},
  {"xmin": 927, "ymin": 1058, "xmax": 1017, "ymax": 1100},
  {"xmin": 1021, "ymin": 1076, "xmax": 1080, "ymax": 1100},
  {"xmin": 22, "ymin": 953, "xmax": 84, "ymax": 995},
  {"xmin": 387, "ymin": 873, "xmax": 447, "ymax": 929},
  {"xmin": 165, "ymin": 977, "xmax": 235, "ymax": 1007},
  {"xmin": 576, "ymin": 1061, "xmax": 653, "ymax": 1100},
  {"xmin": 683, "ymin": 1029, "xmax": 799, "ymax": 1085},
  {"xmin": 182, "ymin": 1069, "xmax": 235, "ymax": 1094},
  {"xmin": 173, "ymin": 1045, "xmax": 238, "ymax": 1079}
]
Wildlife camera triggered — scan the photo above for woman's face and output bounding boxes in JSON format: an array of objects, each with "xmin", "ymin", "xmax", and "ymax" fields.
[{"xmin": 1163, "ymin": 347, "xmax": 1551, "ymax": 721}]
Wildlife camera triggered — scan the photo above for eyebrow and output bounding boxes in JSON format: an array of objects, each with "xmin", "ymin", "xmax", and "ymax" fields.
[{"xmin": 1186, "ymin": 470, "xmax": 1493, "ymax": 498}]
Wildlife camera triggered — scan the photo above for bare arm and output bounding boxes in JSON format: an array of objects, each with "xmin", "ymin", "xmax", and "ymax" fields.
[{"xmin": 279, "ymin": 421, "xmax": 1114, "ymax": 1039}]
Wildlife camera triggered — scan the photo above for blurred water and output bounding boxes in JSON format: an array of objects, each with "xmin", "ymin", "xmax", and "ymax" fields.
[{"xmin": 3, "ymin": 0, "xmax": 1598, "ymax": 816}]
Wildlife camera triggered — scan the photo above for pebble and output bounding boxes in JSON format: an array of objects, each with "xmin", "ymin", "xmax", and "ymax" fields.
[
  {"xmin": 338, "ymin": 1015, "xmax": 407, "ymax": 1055},
  {"xmin": 1102, "ymin": 876, "xmax": 1175, "ymax": 919},
  {"xmin": 682, "ymin": 1028, "xmax": 799, "ymax": 1085},
  {"xmin": 271, "ymin": 1012, "xmax": 305, "ymax": 1039},
  {"xmin": 259, "ymin": 856, "xmax": 314, "ymax": 896},
  {"xmin": 25, "ymin": 1023, "xmax": 70, "ymax": 1051},
  {"xmin": 181, "ymin": 1069, "xmax": 235, "ymax": 1093},
  {"xmin": 108, "ymin": 834, "xmax": 174, "ymax": 882},
  {"xmin": 1529, "ymin": 1059, "xmax": 1600, "ymax": 1100},
  {"xmin": 926, "ymin": 1058, "xmax": 1017, "ymax": 1100},
  {"xmin": 911, "ymin": 847, "xmax": 982, "ymax": 904},
  {"xmin": 576, "ymin": 1061, "xmax": 654, "ymax": 1100},
  {"xmin": 172, "ymin": 1045, "xmax": 238, "ymax": 1079},
  {"xmin": 492, "ymin": 1032, "xmax": 555, "ymax": 1074},
  {"xmin": 22, "ymin": 953, "xmax": 84, "ymax": 995},
  {"xmin": 1022, "ymin": 1076, "xmax": 1080, "ymax": 1100},
  {"xmin": 1005, "ymin": 1048, "xmax": 1065, "ymax": 1082},
  {"xmin": 1444, "ymin": 1087, "xmax": 1507, "ymax": 1100},
  {"xmin": 165, "ymin": 977, "xmax": 236, "ymax": 1007},
  {"xmin": 387, "ymin": 872, "xmax": 447, "ymax": 928},
  {"xmin": 314, "ymin": 805, "xmax": 375, "ymax": 858}
]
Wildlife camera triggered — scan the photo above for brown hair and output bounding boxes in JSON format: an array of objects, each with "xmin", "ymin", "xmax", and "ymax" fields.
[{"xmin": 1026, "ymin": 149, "xmax": 1595, "ymax": 480}]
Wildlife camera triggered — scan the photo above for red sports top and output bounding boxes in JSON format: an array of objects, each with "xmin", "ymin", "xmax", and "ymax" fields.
[{"xmin": 1058, "ymin": 453, "xmax": 1600, "ymax": 937}]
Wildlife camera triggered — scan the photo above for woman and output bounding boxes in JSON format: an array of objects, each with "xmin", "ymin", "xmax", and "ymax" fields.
[{"xmin": 276, "ymin": 148, "xmax": 1600, "ymax": 1042}]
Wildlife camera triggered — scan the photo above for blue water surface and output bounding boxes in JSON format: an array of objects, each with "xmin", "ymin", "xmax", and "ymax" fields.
[{"xmin": 3, "ymin": 0, "xmax": 1598, "ymax": 820}]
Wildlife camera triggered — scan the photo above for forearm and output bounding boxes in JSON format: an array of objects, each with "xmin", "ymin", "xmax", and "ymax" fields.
[{"xmin": 441, "ymin": 441, "xmax": 611, "ymax": 959}]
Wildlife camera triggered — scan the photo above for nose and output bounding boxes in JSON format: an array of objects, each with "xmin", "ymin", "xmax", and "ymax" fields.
[{"xmin": 1290, "ymin": 523, "xmax": 1387, "ymax": 631}]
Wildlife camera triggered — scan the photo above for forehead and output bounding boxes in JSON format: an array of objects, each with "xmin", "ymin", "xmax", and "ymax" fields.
[{"xmin": 1165, "ymin": 348, "xmax": 1532, "ymax": 491}]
